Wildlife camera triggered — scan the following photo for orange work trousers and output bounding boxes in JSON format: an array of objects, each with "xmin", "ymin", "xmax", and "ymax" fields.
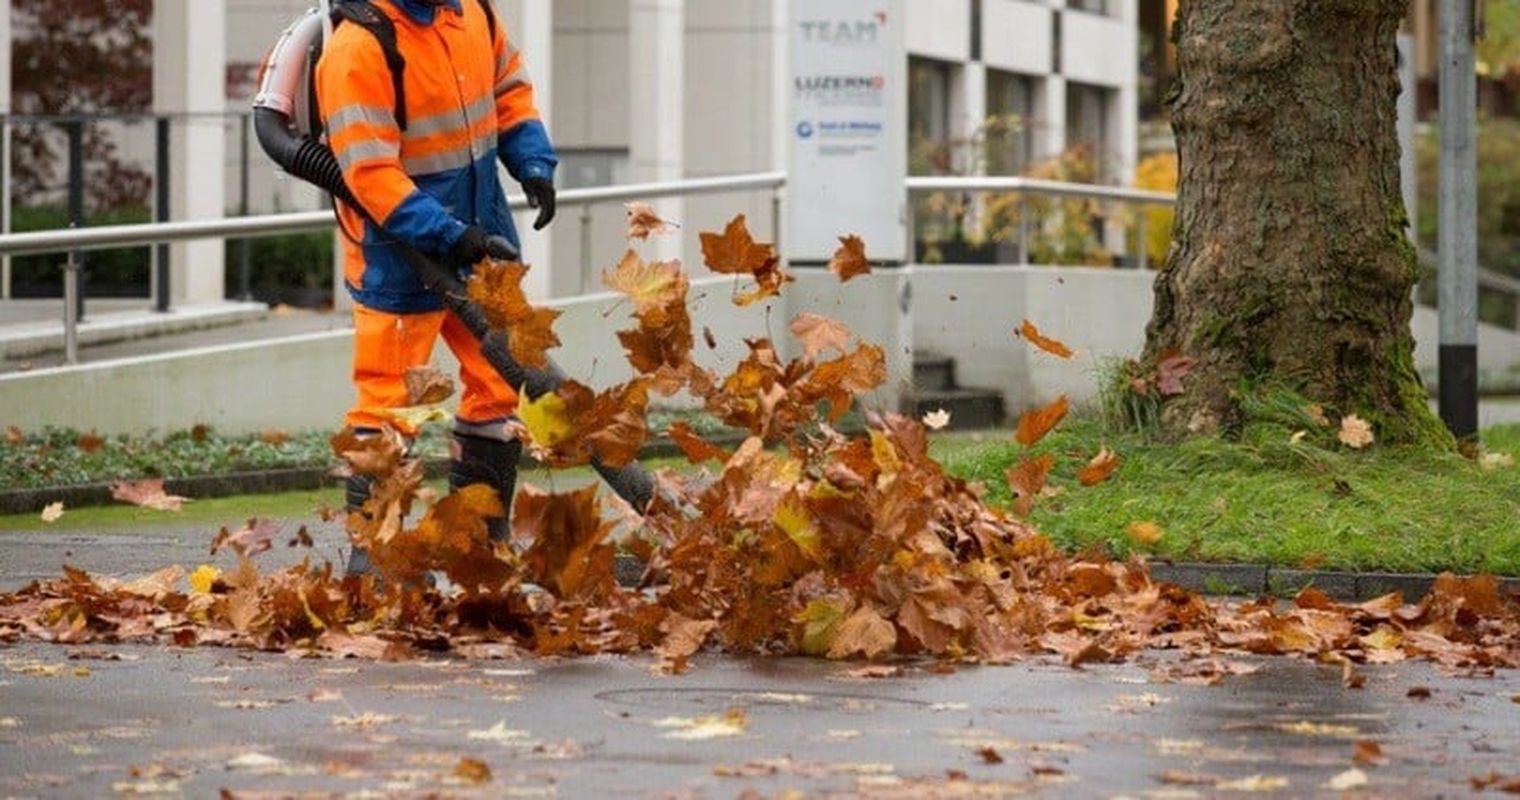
[{"xmin": 347, "ymin": 304, "xmax": 518, "ymax": 437}]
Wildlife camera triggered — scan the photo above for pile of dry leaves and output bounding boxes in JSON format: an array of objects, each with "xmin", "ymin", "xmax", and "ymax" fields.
[{"xmin": 2, "ymin": 209, "xmax": 1517, "ymax": 678}]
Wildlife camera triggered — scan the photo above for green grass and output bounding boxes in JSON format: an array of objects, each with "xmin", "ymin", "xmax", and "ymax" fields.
[
  {"xmin": 0, "ymin": 487, "xmax": 345, "ymax": 533},
  {"xmin": 940, "ymin": 419, "xmax": 1520, "ymax": 576}
]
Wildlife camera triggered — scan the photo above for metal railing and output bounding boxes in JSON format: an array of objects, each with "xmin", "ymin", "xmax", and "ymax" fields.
[
  {"xmin": 0, "ymin": 171, "xmax": 786, "ymax": 364},
  {"xmin": 905, "ymin": 175, "xmax": 1177, "ymax": 271}
]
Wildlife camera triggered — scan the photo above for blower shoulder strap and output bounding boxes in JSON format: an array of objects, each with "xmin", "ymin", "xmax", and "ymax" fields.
[{"xmin": 329, "ymin": 0, "xmax": 500, "ymax": 133}]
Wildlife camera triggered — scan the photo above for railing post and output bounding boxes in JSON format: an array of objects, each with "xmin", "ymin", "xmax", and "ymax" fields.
[
  {"xmin": 154, "ymin": 116, "xmax": 171, "ymax": 312},
  {"xmin": 63, "ymin": 242, "xmax": 80, "ymax": 365},
  {"xmin": 1136, "ymin": 210, "xmax": 1149, "ymax": 271},
  {"xmin": 1016, "ymin": 196, "xmax": 1031, "ymax": 265},
  {"xmin": 238, "ymin": 113, "xmax": 252, "ymax": 301},
  {"xmin": 1, "ymin": 116, "xmax": 11, "ymax": 301},
  {"xmin": 66, "ymin": 120, "xmax": 87, "ymax": 323},
  {"xmin": 579, "ymin": 205, "xmax": 593, "ymax": 295},
  {"xmin": 771, "ymin": 188, "xmax": 783, "ymax": 259}
]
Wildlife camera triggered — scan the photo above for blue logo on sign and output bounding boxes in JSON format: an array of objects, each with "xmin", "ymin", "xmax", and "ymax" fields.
[{"xmin": 796, "ymin": 121, "xmax": 815, "ymax": 139}]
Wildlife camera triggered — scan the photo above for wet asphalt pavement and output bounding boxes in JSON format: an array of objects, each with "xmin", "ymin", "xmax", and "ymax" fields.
[{"xmin": 2, "ymin": 526, "xmax": 1520, "ymax": 797}]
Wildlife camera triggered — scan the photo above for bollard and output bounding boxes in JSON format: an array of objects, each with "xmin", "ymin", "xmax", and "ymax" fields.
[{"xmin": 155, "ymin": 117, "xmax": 171, "ymax": 312}]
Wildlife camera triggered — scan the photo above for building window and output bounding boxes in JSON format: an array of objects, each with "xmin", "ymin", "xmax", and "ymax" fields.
[
  {"xmin": 1067, "ymin": 0, "xmax": 1115, "ymax": 15},
  {"xmin": 909, "ymin": 57, "xmax": 954, "ymax": 175},
  {"xmin": 1065, "ymin": 81, "xmax": 1114, "ymax": 181},
  {"xmin": 986, "ymin": 70, "xmax": 1035, "ymax": 175}
]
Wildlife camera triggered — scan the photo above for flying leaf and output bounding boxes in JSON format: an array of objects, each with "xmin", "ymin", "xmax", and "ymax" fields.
[
  {"xmin": 1018, "ymin": 320, "xmax": 1074, "ymax": 359},
  {"xmin": 625, "ymin": 201, "xmax": 678, "ymax": 239},
  {"xmin": 40, "ymin": 502, "xmax": 64, "ymax": 523},
  {"xmin": 403, "ymin": 366, "xmax": 455, "ymax": 406},
  {"xmin": 1016, "ymin": 396, "xmax": 1070, "ymax": 447},
  {"xmin": 110, "ymin": 479, "xmax": 189, "ymax": 512},
  {"xmin": 1339, "ymin": 415, "xmax": 1375, "ymax": 450},
  {"xmin": 383, "ymin": 405, "xmax": 452, "ymax": 430},
  {"xmin": 829, "ymin": 235, "xmax": 871, "ymax": 282},
  {"xmin": 922, "ymin": 409, "xmax": 951, "ymax": 431},
  {"xmin": 1005, "ymin": 455, "xmax": 1054, "ymax": 518},
  {"xmin": 210, "ymin": 519, "xmax": 280, "ymax": 558},
  {"xmin": 466, "ymin": 260, "xmax": 563, "ymax": 368},
  {"xmin": 790, "ymin": 313, "xmax": 853, "ymax": 361},
  {"xmin": 700, "ymin": 214, "xmax": 791, "ymax": 305},
  {"xmin": 604, "ymin": 250, "xmax": 686, "ymax": 316},
  {"xmin": 1127, "ymin": 521, "xmax": 1164, "ymax": 546},
  {"xmin": 666, "ymin": 422, "xmax": 730, "ymax": 464},
  {"xmin": 1077, "ymin": 448, "xmax": 1120, "ymax": 487}
]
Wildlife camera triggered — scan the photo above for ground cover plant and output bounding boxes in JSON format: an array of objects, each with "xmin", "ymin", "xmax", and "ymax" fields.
[{"xmin": 2, "ymin": 211, "xmax": 1517, "ymax": 679}]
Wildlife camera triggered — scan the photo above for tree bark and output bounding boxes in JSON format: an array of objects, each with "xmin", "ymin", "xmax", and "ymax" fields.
[{"xmin": 1144, "ymin": 0, "xmax": 1449, "ymax": 445}]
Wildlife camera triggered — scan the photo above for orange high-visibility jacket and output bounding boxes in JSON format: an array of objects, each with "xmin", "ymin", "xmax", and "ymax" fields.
[{"xmin": 316, "ymin": 0, "xmax": 555, "ymax": 313}]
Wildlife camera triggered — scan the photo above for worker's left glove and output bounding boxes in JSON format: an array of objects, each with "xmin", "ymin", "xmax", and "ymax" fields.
[{"xmin": 522, "ymin": 177, "xmax": 557, "ymax": 231}]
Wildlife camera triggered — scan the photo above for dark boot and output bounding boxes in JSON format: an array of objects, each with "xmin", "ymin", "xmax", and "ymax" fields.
[
  {"xmin": 343, "ymin": 473, "xmax": 376, "ymax": 577},
  {"xmin": 449, "ymin": 432, "xmax": 523, "ymax": 543}
]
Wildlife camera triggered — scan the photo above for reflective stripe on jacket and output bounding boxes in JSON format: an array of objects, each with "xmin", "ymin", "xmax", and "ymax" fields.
[{"xmin": 316, "ymin": 0, "xmax": 557, "ymax": 313}]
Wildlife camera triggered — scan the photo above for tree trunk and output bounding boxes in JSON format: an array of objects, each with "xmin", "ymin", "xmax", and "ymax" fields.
[{"xmin": 1144, "ymin": 0, "xmax": 1449, "ymax": 445}]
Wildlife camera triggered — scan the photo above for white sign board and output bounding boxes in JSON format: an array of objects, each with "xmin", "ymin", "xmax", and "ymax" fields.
[{"xmin": 788, "ymin": 0, "xmax": 908, "ymax": 264}]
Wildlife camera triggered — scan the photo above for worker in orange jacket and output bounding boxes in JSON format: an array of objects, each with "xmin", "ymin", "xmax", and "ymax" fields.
[{"xmin": 315, "ymin": 0, "xmax": 556, "ymax": 575}]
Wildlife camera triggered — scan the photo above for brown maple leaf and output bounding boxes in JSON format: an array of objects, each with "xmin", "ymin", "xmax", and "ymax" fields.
[
  {"xmin": 666, "ymin": 422, "xmax": 731, "ymax": 464},
  {"xmin": 515, "ymin": 485, "xmax": 616, "ymax": 601},
  {"xmin": 76, "ymin": 432, "xmax": 105, "ymax": 453},
  {"xmin": 1018, "ymin": 320, "xmax": 1074, "ymax": 359},
  {"xmin": 789, "ymin": 312, "xmax": 853, "ymax": 362},
  {"xmin": 1006, "ymin": 454, "xmax": 1054, "ymax": 517},
  {"xmin": 1016, "ymin": 396, "xmax": 1070, "ymax": 447},
  {"xmin": 604, "ymin": 250, "xmax": 687, "ymax": 317},
  {"xmin": 829, "ymin": 235, "xmax": 871, "ymax": 282},
  {"xmin": 403, "ymin": 366, "xmax": 455, "ymax": 406},
  {"xmin": 1076, "ymin": 448, "xmax": 1120, "ymax": 487},
  {"xmin": 700, "ymin": 215, "xmax": 792, "ymax": 305},
  {"xmin": 210, "ymin": 519, "xmax": 280, "ymax": 557},
  {"xmin": 110, "ymin": 479, "xmax": 190, "ymax": 512},
  {"xmin": 466, "ymin": 260, "xmax": 563, "ymax": 368},
  {"xmin": 625, "ymin": 201, "xmax": 678, "ymax": 240}
]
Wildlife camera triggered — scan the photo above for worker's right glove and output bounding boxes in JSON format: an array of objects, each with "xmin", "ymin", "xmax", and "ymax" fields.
[{"xmin": 450, "ymin": 225, "xmax": 520, "ymax": 268}]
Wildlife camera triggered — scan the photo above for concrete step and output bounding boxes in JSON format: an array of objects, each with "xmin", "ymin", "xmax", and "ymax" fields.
[
  {"xmin": 911, "ymin": 388, "xmax": 1007, "ymax": 430},
  {"xmin": 0, "ymin": 301, "xmax": 271, "ymax": 360},
  {"xmin": 912, "ymin": 353, "xmax": 956, "ymax": 392}
]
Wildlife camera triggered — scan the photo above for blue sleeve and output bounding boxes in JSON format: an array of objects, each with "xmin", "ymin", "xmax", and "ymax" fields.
[
  {"xmin": 498, "ymin": 120, "xmax": 558, "ymax": 184},
  {"xmin": 381, "ymin": 190, "xmax": 468, "ymax": 254}
]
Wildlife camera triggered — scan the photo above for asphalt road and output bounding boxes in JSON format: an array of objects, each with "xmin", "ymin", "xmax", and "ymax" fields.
[{"xmin": 2, "ymin": 523, "xmax": 1519, "ymax": 797}]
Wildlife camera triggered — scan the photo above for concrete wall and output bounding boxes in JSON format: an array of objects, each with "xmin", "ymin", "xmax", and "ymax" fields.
[{"xmin": 911, "ymin": 265, "xmax": 1520, "ymax": 415}]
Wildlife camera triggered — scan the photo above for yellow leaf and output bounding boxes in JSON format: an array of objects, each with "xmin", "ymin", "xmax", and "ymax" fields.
[
  {"xmin": 188, "ymin": 565, "xmax": 221, "ymax": 595},
  {"xmin": 922, "ymin": 409, "xmax": 951, "ymax": 431},
  {"xmin": 382, "ymin": 405, "xmax": 452, "ymax": 430},
  {"xmin": 869, "ymin": 430, "xmax": 901, "ymax": 477},
  {"xmin": 1127, "ymin": 521, "xmax": 1164, "ymax": 546},
  {"xmin": 518, "ymin": 387, "xmax": 574, "ymax": 449},
  {"xmin": 40, "ymin": 502, "xmax": 64, "ymax": 523},
  {"xmin": 773, "ymin": 499, "xmax": 822, "ymax": 560}
]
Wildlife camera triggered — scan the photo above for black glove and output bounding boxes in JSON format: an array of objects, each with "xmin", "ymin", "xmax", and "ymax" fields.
[
  {"xmin": 522, "ymin": 177, "xmax": 557, "ymax": 230},
  {"xmin": 450, "ymin": 225, "xmax": 519, "ymax": 267}
]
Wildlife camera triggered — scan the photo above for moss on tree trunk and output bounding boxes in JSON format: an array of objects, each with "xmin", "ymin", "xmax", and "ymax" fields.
[{"xmin": 1144, "ymin": 0, "xmax": 1451, "ymax": 447}]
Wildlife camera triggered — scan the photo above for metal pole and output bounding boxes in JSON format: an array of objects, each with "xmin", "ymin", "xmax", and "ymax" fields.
[
  {"xmin": 1136, "ymin": 210, "xmax": 1148, "ymax": 271},
  {"xmin": 66, "ymin": 120, "xmax": 85, "ymax": 323},
  {"xmin": 1438, "ymin": 0, "xmax": 1479, "ymax": 439},
  {"xmin": 1, "ymin": 117, "xmax": 11, "ymax": 300},
  {"xmin": 771, "ymin": 189, "xmax": 783, "ymax": 260},
  {"xmin": 154, "ymin": 117, "xmax": 170, "ymax": 312},
  {"xmin": 1016, "ymin": 197, "xmax": 1031, "ymax": 265},
  {"xmin": 63, "ymin": 248, "xmax": 80, "ymax": 365},
  {"xmin": 238, "ymin": 113, "xmax": 252, "ymax": 300},
  {"xmin": 579, "ymin": 205, "xmax": 592, "ymax": 295}
]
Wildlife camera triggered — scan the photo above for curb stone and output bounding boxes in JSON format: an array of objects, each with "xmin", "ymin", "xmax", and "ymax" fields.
[{"xmin": 1147, "ymin": 562, "xmax": 1520, "ymax": 601}]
